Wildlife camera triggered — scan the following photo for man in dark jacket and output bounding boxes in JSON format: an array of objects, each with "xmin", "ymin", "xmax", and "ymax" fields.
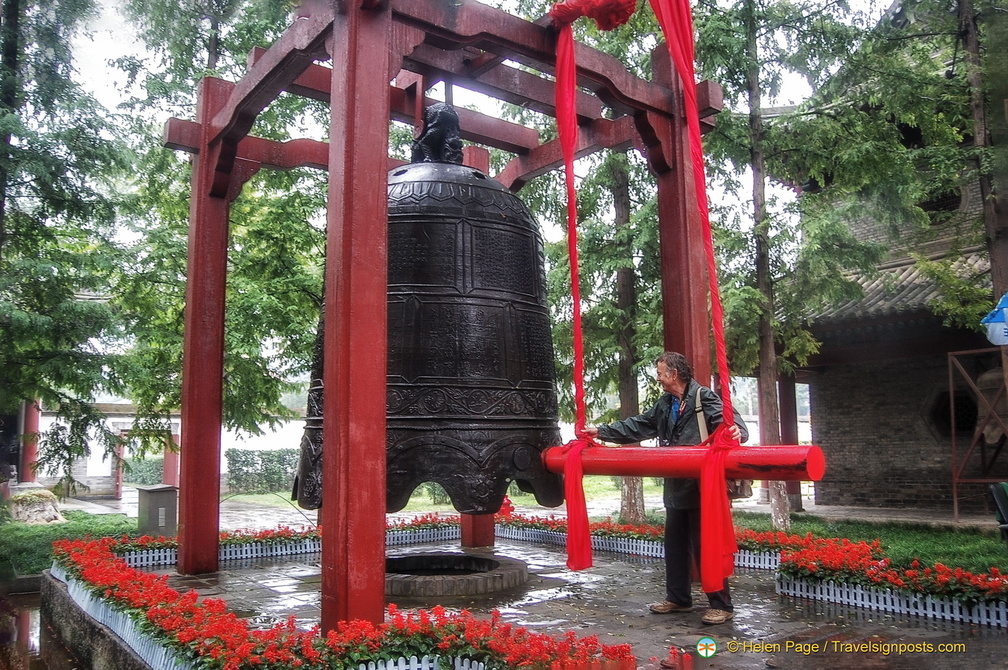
[{"xmin": 584, "ymin": 351, "xmax": 748, "ymax": 626}]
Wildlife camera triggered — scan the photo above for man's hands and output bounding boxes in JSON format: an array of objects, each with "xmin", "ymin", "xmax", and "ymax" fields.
[{"xmin": 582, "ymin": 424, "xmax": 741, "ymax": 442}]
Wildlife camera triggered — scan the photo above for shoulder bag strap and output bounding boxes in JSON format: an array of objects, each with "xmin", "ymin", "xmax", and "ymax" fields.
[{"xmin": 695, "ymin": 387, "xmax": 708, "ymax": 442}]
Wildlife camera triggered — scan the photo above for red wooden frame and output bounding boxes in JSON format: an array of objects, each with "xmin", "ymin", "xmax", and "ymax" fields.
[{"xmin": 164, "ymin": 0, "xmax": 721, "ymax": 629}]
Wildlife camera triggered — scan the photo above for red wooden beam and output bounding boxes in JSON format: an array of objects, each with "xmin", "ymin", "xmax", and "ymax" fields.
[
  {"xmin": 246, "ymin": 48, "xmax": 542, "ymax": 156},
  {"xmin": 497, "ymin": 115, "xmax": 638, "ymax": 191},
  {"xmin": 388, "ymin": 85, "xmax": 539, "ymax": 154},
  {"xmin": 403, "ymin": 43, "xmax": 604, "ymax": 122},
  {"xmin": 390, "ymin": 0, "xmax": 676, "ymax": 117},
  {"xmin": 204, "ymin": 11, "xmax": 333, "ymax": 196},
  {"xmin": 543, "ymin": 445, "xmax": 825, "ymax": 481},
  {"xmin": 165, "ymin": 117, "xmax": 330, "ymax": 171}
]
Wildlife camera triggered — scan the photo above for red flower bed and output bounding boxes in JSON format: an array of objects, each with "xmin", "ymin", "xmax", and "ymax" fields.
[
  {"xmin": 110, "ymin": 516, "xmax": 463, "ymax": 555},
  {"xmin": 98, "ymin": 505, "xmax": 1008, "ymax": 612},
  {"xmin": 52, "ymin": 536, "xmax": 635, "ymax": 669},
  {"xmin": 775, "ymin": 536, "xmax": 1008, "ymax": 605},
  {"xmin": 495, "ymin": 512, "xmax": 1008, "ymax": 606}
]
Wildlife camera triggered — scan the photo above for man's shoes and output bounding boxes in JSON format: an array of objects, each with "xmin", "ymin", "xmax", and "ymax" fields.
[
  {"xmin": 701, "ymin": 608, "xmax": 734, "ymax": 624},
  {"xmin": 648, "ymin": 600, "xmax": 694, "ymax": 614}
]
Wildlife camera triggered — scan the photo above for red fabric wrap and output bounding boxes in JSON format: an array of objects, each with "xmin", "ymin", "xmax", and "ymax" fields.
[
  {"xmin": 549, "ymin": 0, "xmax": 637, "ymax": 30},
  {"xmin": 550, "ymin": 1, "xmax": 634, "ymax": 571},
  {"xmin": 648, "ymin": 0, "xmax": 739, "ymax": 593},
  {"xmin": 560, "ymin": 438, "xmax": 594, "ymax": 570},
  {"xmin": 550, "ymin": 0, "xmax": 738, "ymax": 587}
]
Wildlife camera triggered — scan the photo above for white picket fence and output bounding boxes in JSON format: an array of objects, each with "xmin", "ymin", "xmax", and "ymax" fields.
[
  {"xmin": 120, "ymin": 527, "xmax": 460, "ymax": 568},
  {"xmin": 493, "ymin": 524, "xmax": 779, "ymax": 568},
  {"xmin": 776, "ymin": 575, "xmax": 1008, "ymax": 628}
]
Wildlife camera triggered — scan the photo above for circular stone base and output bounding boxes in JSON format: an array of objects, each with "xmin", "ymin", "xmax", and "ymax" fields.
[{"xmin": 385, "ymin": 553, "xmax": 528, "ymax": 597}]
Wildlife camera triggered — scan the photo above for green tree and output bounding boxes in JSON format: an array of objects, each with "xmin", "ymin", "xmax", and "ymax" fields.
[
  {"xmin": 777, "ymin": 0, "xmax": 996, "ymax": 328},
  {"xmin": 694, "ymin": 0, "xmax": 886, "ymax": 528},
  {"xmin": 779, "ymin": 0, "xmax": 1004, "ymax": 451},
  {"xmin": 0, "ymin": 0, "xmax": 129, "ymax": 493},
  {"xmin": 110, "ymin": 0, "xmax": 328, "ymax": 446},
  {"xmin": 510, "ymin": 2, "xmax": 884, "ymax": 527}
]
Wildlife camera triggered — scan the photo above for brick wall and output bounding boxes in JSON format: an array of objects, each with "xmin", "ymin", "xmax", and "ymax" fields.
[{"xmin": 809, "ymin": 355, "xmax": 997, "ymax": 511}]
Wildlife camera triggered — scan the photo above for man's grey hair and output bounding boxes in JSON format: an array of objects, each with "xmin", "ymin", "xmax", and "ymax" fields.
[{"xmin": 654, "ymin": 351, "xmax": 692, "ymax": 386}]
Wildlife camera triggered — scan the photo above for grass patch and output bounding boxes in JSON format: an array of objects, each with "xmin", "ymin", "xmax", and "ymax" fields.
[
  {"xmin": 223, "ymin": 478, "xmax": 666, "ymax": 515},
  {"xmin": 0, "ymin": 511, "xmax": 136, "ymax": 577},
  {"xmin": 732, "ymin": 510, "xmax": 1008, "ymax": 574}
]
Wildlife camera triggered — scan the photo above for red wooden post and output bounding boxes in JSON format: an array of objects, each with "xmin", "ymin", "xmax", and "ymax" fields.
[
  {"xmin": 463, "ymin": 145, "xmax": 490, "ymax": 173},
  {"xmin": 648, "ymin": 45, "xmax": 711, "ymax": 381},
  {"xmin": 459, "ymin": 144, "xmax": 494, "ymax": 550},
  {"xmin": 322, "ymin": 1, "xmax": 392, "ymax": 628},
  {"xmin": 163, "ymin": 434, "xmax": 180, "ymax": 487},
  {"xmin": 19, "ymin": 399, "xmax": 39, "ymax": 482},
  {"xmin": 461, "ymin": 513, "xmax": 496, "ymax": 547},
  {"xmin": 178, "ymin": 77, "xmax": 233, "ymax": 575}
]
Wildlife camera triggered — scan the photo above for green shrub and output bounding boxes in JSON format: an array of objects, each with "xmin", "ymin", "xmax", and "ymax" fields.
[
  {"xmin": 225, "ymin": 448, "xmax": 299, "ymax": 494},
  {"xmin": 0, "ymin": 510, "xmax": 137, "ymax": 577},
  {"xmin": 124, "ymin": 457, "xmax": 164, "ymax": 486}
]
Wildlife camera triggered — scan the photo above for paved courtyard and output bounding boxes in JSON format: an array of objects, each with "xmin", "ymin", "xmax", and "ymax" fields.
[{"xmin": 49, "ymin": 490, "xmax": 1003, "ymax": 669}]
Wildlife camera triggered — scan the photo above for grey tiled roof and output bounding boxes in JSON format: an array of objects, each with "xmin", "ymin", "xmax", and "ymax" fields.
[{"xmin": 810, "ymin": 248, "xmax": 989, "ymax": 325}]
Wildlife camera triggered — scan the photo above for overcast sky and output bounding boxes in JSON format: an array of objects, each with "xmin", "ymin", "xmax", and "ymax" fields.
[{"xmin": 70, "ymin": 1, "xmax": 142, "ymax": 110}]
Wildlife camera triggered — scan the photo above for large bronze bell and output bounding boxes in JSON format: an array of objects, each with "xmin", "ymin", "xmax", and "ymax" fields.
[{"xmin": 294, "ymin": 103, "xmax": 564, "ymax": 514}]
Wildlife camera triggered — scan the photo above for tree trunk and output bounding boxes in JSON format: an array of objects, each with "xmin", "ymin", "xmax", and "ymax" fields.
[
  {"xmin": 0, "ymin": 0, "xmax": 23, "ymax": 267},
  {"xmin": 745, "ymin": 0, "xmax": 789, "ymax": 531},
  {"xmin": 207, "ymin": 14, "xmax": 221, "ymax": 71},
  {"xmin": 610, "ymin": 153, "xmax": 645, "ymax": 524},
  {"xmin": 961, "ymin": 0, "xmax": 1006, "ymax": 298},
  {"xmin": 960, "ymin": 0, "xmax": 1008, "ymax": 418}
]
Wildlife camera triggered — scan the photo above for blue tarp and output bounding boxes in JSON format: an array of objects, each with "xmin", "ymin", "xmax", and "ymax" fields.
[{"xmin": 981, "ymin": 292, "xmax": 1008, "ymax": 346}]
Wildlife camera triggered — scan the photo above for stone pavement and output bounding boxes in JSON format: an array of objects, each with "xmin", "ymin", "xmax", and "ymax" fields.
[{"xmin": 56, "ymin": 489, "xmax": 1005, "ymax": 668}]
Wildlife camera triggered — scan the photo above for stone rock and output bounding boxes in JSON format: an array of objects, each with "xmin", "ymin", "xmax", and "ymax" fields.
[{"xmin": 9, "ymin": 487, "xmax": 67, "ymax": 524}]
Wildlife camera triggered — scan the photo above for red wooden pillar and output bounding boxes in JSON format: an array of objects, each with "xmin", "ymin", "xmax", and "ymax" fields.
[
  {"xmin": 163, "ymin": 434, "xmax": 180, "ymax": 487},
  {"xmin": 19, "ymin": 399, "xmax": 39, "ymax": 483},
  {"xmin": 649, "ymin": 47, "xmax": 711, "ymax": 381},
  {"xmin": 322, "ymin": 1, "xmax": 391, "ymax": 629},
  {"xmin": 461, "ymin": 513, "xmax": 496, "ymax": 547},
  {"xmin": 177, "ymin": 77, "xmax": 233, "ymax": 574}
]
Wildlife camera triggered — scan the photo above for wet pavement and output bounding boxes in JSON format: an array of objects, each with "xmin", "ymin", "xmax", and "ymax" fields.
[
  {"xmin": 40, "ymin": 490, "xmax": 1006, "ymax": 669},
  {"xmin": 138, "ymin": 539, "xmax": 1004, "ymax": 670}
]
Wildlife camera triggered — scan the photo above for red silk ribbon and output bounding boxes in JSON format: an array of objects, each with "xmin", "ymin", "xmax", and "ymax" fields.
[
  {"xmin": 550, "ymin": 0, "xmax": 636, "ymax": 30},
  {"xmin": 549, "ymin": 0, "xmax": 635, "ymax": 572},
  {"xmin": 549, "ymin": 0, "xmax": 738, "ymax": 587},
  {"xmin": 648, "ymin": 0, "xmax": 739, "ymax": 592}
]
